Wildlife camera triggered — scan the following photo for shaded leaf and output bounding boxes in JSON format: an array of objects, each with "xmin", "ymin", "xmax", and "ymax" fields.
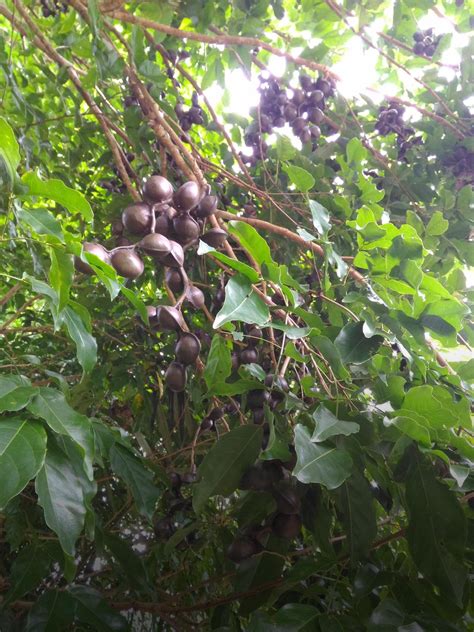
[
  {"xmin": 214, "ymin": 274, "xmax": 270, "ymax": 328},
  {"xmin": 22, "ymin": 171, "xmax": 93, "ymax": 221}
]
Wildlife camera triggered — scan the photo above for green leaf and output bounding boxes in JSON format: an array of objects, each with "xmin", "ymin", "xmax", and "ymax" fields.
[
  {"xmin": 310, "ymin": 335, "xmax": 350, "ymax": 380},
  {"xmin": 204, "ymin": 335, "xmax": 232, "ymax": 391},
  {"xmin": 35, "ymin": 441, "xmax": 89, "ymax": 556},
  {"xmin": 0, "ymin": 117, "xmax": 20, "ymax": 185},
  {"xmin": 395, "ymin": 385, "xmax": 471, "ymax": 431},
  {"xmin": 110, "ymin": 444, "xmax": 160, "ymax": 520},
  {"xmin": 228, "ymin": 221, "xmax": 272, "ymax": 267},
  {"xmin": 120, "ymin": 286, "xmax": 149, "ymax": 324},
  {"xmin": 0, "ymin": 418, "xmax": 47, "ymax": 509},
  {"xmin": 309, "ymin": 199, "xmax": 331, "ymax": 235},
  {"xmin": 104, "ymin": 533, "xmax": 150, "ymax": 592},
  {"xmin": 0, "ymin": 376, "xmax": 37, "ymax": 413},
  {"xmin": 198, "ymin": 240, "xmax": 260, "ymax": 282},
  {"xmin": 334, "ymin": 322, "xmax": 383, "ymax": 363},
  {"xmin": 346, "ymin": 137, "xmax": 367, "ymax": 165},
  {"xmin": 59, "ymin": 306, "xmax": 97, "ymax": 373},
  {"xmin": 273, "ymin": 603, "xmax": 320, "ymax": 630},
  {"xmin": 68, "ymin": 585, "xmax": 129, "ymax": 631},
  {"xmin": 193, "ymin": 424, "xmax": 263, "ymax": 512},
  {"xmin": 49, "ymin": 249, "xmax": 74, "ymax": 311},
  {"xmin": 235, "ymin": 551, "xmax": 285, "ymax": 616},
  {"xmin": 3, "ymin": 543, "xmax": 57, "ymax": 605},
  {"xmin": 293, "ymin": 425, "xmax": 352, "ymax": 489},
  {"xmin": 335, "ymin": 469, "xmax": 377, "ymax": 561},
  {"xmin": 22, "ymin": 171, "xmax": 93, "ymax": 222},
  {"xmin": 17, "ymin": 208, "xmax": 64, "ymax": 242},
  {"xmin": 26, "ymin": 590, "xmax": 75, "ymax": 632},
  {"xmin": 283, "ymin": 164, "xmax": 315, "ymax": 192},
  {"xmin": 311, "ymin": 405, "xmax": 360, "ymax": 442},
  {"xmin": 275, "ymin": 134, "xmax": 296, "ymax": 160},
  {"xmin": 28, "ymin": 387, "xmax": 94, "ymax": 479},
  {"xmin": 406, "ymin": 448, "xmax": 467, "ymax": 606},
  {"xmin": 426, "ymin": 210, "xmax": 449, "ymax": 236},
  {"xmin": 214, "ymin": 274, "xmax": 270, "ymax": 329}
]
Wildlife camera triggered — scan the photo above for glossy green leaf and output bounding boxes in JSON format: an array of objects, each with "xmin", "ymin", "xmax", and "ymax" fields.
[
  {"xmin": 283, "ymin": 164, "xmax": 315, "ymax": 192},
  {"xmin": 214, "ymin": 274, "xmax": 270, "ymax": 328},
  {"xmin": 0, "ymin": 117, "xmax": 20, "ymax": 185},
  {"xmin": 193, "ymin": 424, "xmax": 263, "ymax": 511},
  {"xmin": 59, "ymin": 306, "xmax": 97, "ymax": 373},
  {"xmin": 228, "ymin": 221, "xmax": 272, "ymax": 267},
  {"xmin": 309, "ymin": 199, "xmax": 331, "ymax": 235},
  {"xmin": 49, "ymin": 249, "xmax": 74, "ymax": 311},
  {"xmin": 293, "ymin": 425, "xmax": 352, "ymax": 489},
  {"xmin": 17, "ymin": 208, "xmax": 64, "ymax": 242},
  {"xmin": 198, "ymin": 240, "xmax": 260, "ymax": 282},
  {"xmin": 334, "ymin": 322, "xmax": 383, "ymax": 364},
  {"xmin": 311, "ymin": 405, "xmax": 360, "ymax": 442},
  {"xmin": 0, "ymin": 376, "xmax": 37, "ymax": 413},
  {"xmin": 110, "ymin": 444, "xmax": 160, "ymax": 520},
  {"xmin": 0, "ymin": 418, "xmax": 47, "ymax": 509},
  {"xmin": 204, "ymin": 334, "xmax": 232, "ymax": 390},
  {"xmin": 22, "ymin": 171, "xmax": 93, "ymax": 221}
]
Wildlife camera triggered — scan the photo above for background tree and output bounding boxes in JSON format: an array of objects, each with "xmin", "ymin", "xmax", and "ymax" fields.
[{"xmin": 0, "ymin": 0, "xmax": 472, "ymax": 630}]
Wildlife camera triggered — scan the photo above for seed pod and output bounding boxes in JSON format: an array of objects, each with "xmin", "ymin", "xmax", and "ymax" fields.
[
  {"xmin": 292, "ymin": 117, "xmax": 306, "ymax": 134},
  {"xmin": 75, "ymin": 242, "xmax": 110, "ymax": 274},
  {"xmin": 122, "ymin": 202, "xmax": 151, "ymax": 236},
  {"xmin": 227, "ymin": 537, "xmax": 262, "ymax": 563},
  {"xmin": 272, "ymin": 513, "xmax": 302, "ymax": 539},
  {"xmin": 173, "ymin": 214, "xmax": 200, "ymax": 244},
  {"xmin": 161, "ymin": 240, "xmax": 184, "ymax": 267},
  {"xmin": 253, "ymin": 408, "xmax": 265, "ymax": 425},
  {"xmin": 174, "ymin": 181, "xmax": 201, "ymax": 211},
  {"xmin": 196, "ymin": 195, "xmax": 218, "ymax": 218},
  {"xmin": 143, "ymin": 175, "xmax": 173, "ymax": 203},
  {"xmin": 175, "ymin": 332, "xmax": 201, "ymax": 365},
  {"xmin": 185, "ymin": 285, "xmax": 205, "ymax": 309},
  {"xmin": 240, "ymin": 348, "xmax": 258, "ymax": 364},
  {"xmin": 111, "ymin": 249, "xmax": 144, "ymax": 279},
  {"xmin": 165, "ymin": 361, "xmax": 187, "ymax": 392},
  {"xmin": 111, "ymin": 218, "xmax": 124, "ymax": 236},
  {"xmin": 308, "ymin": 107, "xmax": 324, "ymax": 124},
  {"xmin": 154, "ymin": 213, "xmax": 173, "ymax": 237},
  {"xmin": 200, "ymin": 416, "xmax": 215, "ymax": 432},
  {"xmin": 284, "ymin": 104, "xmax": 298, "ymax": 121},
  {"xmin": 201, "ymin": 228, "xmax": 228, "ymax": 248},
  {"xmin": 273, "ymin": 483, "xmax": 301, "ymax": 514},
  {"xmin": 246, "ymin": 389, "xmax": 270, "ymax": 410},
  {"xmin": 159, "ymin": 306, "xmax": 185, "ymax": 331},
  {"xmin": 145, "ymin": 305, "xmax": 160, "ymax": 327},
  {"xmin": 208, "ymin": 406, "xmax": 224, "ymax": 421},
  {"xmin": 140, "ymin": 233, "xmax": 172, "ymax": 259},
  {"xmin": 292, "ymin": 88, "xmax": 305, "ymax": 105},
  {"xmin": 309, "ymin": 90, "xmax": 324, "ymax": 105},
  {"xmin": 169, "ymin": 472, "xmax": 182, "ymax": 489},
  {"xmin": 165, "ymin": 268, "xmax": 184, "ymax": 293},
  {"xmin": 247, "ymin": 327, "xmax": 263, "ymax": 345}
]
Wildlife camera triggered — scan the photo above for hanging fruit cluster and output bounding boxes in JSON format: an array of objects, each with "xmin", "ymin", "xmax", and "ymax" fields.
[
  {"xmin": 75, "ymin": 175, "xmax": 229, "ymax": 391},
  {"xmin": 375, "ymin": 101, "xmax": 423, "ymax": 161},
  {"xmin": 175, "ymin": 91, "xmax": 206, "ymax": 133},
  {"xmin": 241, "ymin": 73, "xmax": 336, "ymax": 166},
  {"xmin": 39, "ymin": 0, "xmax": 68, "ymax": 17},
  {"xmin": 443, "ymin": 145, "xmax": 474, "ymax": 187},
  {"xmin": 413, "ymin": 28, "xmax": 441, "ymax": 57}
]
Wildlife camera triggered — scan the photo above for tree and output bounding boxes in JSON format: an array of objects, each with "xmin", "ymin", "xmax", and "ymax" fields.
[{"xmin": 0, "ymin": 0, "xmax": 472, "ymax": 629}]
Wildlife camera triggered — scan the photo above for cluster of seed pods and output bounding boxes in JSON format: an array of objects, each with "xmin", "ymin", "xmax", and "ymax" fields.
[{"xmin": 75, "ymin": 175, "xmax": 229, "ymax": 392}]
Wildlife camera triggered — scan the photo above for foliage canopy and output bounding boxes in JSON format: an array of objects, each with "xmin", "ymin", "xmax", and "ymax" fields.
[{"xmin": 0, "ymin": 0, "xmax": 473, "ymax": 630}]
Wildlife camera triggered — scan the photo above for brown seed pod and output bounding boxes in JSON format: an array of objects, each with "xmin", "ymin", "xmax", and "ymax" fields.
[
  {"xmin": 240, "ymin": 348, "xmax": 258, "ymax": 364},
  {"xmin": 246, "ymin": 389, "xmax": 270, "ymax": 410},
  {"xmin": 74, "ymin": 242, "xmax": 110, "ymax": 274},
  {"xmin": 173, "ymin": 214, "xmax": 200, "ymax": 244},
  {"xmin": 273, "ymin": 483, "xmax": 301, "ymax": 514},
  {"xmin": 146, "ymin": 305, "xmax": 159, "ymax": 327},
  {"xmin": 175, "ymin": 332, "xmax": 201, "ymax": 365},
  {"xmin": 122, "ymin": 202, "xmax": 151, "ymax": 236},
  {"xmin": 272, "ymin": 513, "xmax": 302, "ymax": 539},
  {"xmin": 196, "ymin": 195, "xmax": 218, "ymax": 218},
  {"xmin": 201, "ymin": 228, "xmax": 228, "ymax": 248},
  {"xmin": 227, "ymin": 537, "xmax": 262, "ymax": 563},
  {"xmin": 308, "ymin": 107, "xmax": 324, "ymax": 124},
  {"xmin": 154, "ymin": 213, "xmax": 173, "ymax": 237},
  {"xmin": 143, "ymin": 175, "xmax": 173, "ymax": 203},
  {"xmin": 158, "ymin": 306, "xmax": 185, "ymax": 331},
  {"xmin": 140, "ymin": 233, "xmax": 172, "ymax": 259},
  {"xmin": 173, "ymin": 181, "xmax": 201, "ymax": 211},
  {"xmin": 165, "ymin": 269, "xmax": 184, "ymax": 294},
  {"xmin": 111, "ymin": 249, "xmax": 144, "ymax": 279},
  {"xmin": 111, "ymin": 218, "xmax": 124, "ymax": 236},
  {"xmin": 160, "ymin": 240, "xmax": 184, "ymax": 267},
  {"xmin": 186, "ymin": 285, "xmax": 205, "ymax": 309},
  {"xmin": 165, "ymin": 361, "xmax": 187, "ymax": 392}
]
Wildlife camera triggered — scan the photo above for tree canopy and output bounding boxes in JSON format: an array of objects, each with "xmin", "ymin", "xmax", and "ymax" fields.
[{"xmin": 0, "ymin": 0, "xmax": 473, "ymax": 630}]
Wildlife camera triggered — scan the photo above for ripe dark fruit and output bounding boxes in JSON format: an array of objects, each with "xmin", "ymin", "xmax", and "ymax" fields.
[
  {"xmin": 284, "ymin": 104, "xmax": 298, "ymax": 121},
  {"xmin": 165, "ymin": 269, "xmax": 184, "ymax": 293},
  {"xmin": 196, "ymin": 195, "xmax": 218, "ymax": 218},
  {"xmin": 122, "ymin": 202, "xmax": 151, "ymax": 235},
  {"xmin": 309, "ymin": 107, "xmax": 324, "ymax": 124},
  {"xmin": 173, "ymin": 214, "xmax": 200, "ymax": 244},
  {"xmin": 272, "ymin": 513, "xmax": 302, "ymax": 539},
  {"xmin": 143, "ymin": 175, "xmax": 173, "ymax": 203},
  {"xmin": 200, "ymin": 417, "xmax": 215, "ymax": 432},
  {"xmin": 161, "ymin": 240, "xmax": 185, "ymax": 267},
  {"xmin": 140, "ymin": 233, "xmax": 171, "ymax": 259},
  {"xmin": 186, "ymin": 285, "xmax": 205, "ymax": 309},
  {"xmin": 231, "ymin": 352, "xmax": 240, "ymax": 371},
  {"xmin": 253, "ymin": 408, "xmax": 265, "ymax": 425},
  {"xmin": 174, "ymin": 181, "xmax": 200, "ymax": 211},
  {"xmin": 154, "ymin": 213, "xmax": 172, "ymax": 237},
  {"xmin": 227, "ymin": 537, "xmax": 262, "ymax": 563},
  {"xmin": 209, "ymin": 406, "xmax": 224, "ymax": 421},
  {"xmin": 201, "ymin": 228, "xmax": 228, "ymax": 248},
  {"xmin": 111, "ymin": 250, "xmax": 144, "ymax": 279},
  {"xmin": 75, "ymin": 242, "xmax": 110, "ymax": 274},
  {"xmin": 175, "ymin": 333, "xmax": 201, "ymax": 365},
  {"xmin": 273, "ymin": 484, "xmax": 301, "ymax": 514},
  {"xmin": 159, "ymin": 306, "xmax": 185, "ymax": 331},
  {"xmin": 246, "ymin": 389, "xmax": 270, "ymax": 410},
  {"xmin": 240, "ymin": 461, "xmax": 281, "ymax": 491},
  {"xmin": 165, "ymin": 361, "xmax": 187, "ymax": 392},
  {"xmin": 264, "ymin": 375, "xmax": 289, "ymax": 392},
  {"xmin": 240, "ymin": 348, "xmax": 258, "ymax": 364},
  {"xmin": 292, "ymin": 117, "xmax": 306, "ymax": 134}
]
